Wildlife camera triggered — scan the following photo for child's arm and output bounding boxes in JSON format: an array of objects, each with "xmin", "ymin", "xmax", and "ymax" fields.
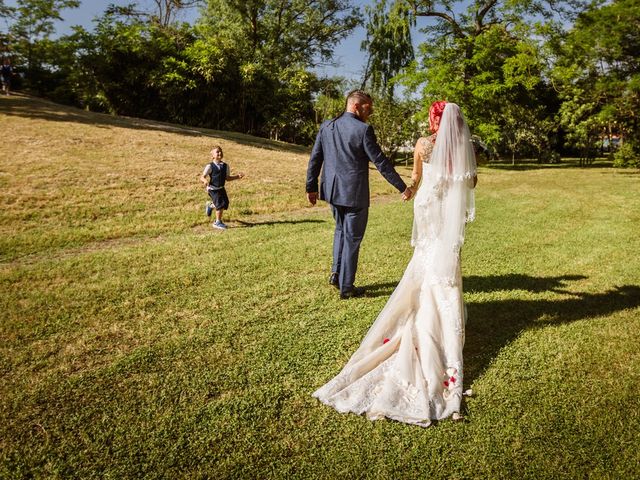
[
  {"xmin": 226, "ymin": 165, "xmax": 245, "ymax": 181},
  {"xmin": 200, "ymin": 164, "xmax": 211, "ymax": 188}
]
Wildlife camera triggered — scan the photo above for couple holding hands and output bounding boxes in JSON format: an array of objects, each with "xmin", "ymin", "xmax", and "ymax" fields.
[{"xmin": 306, "ymin": 90, "xmax": 478, "ymax": 427}]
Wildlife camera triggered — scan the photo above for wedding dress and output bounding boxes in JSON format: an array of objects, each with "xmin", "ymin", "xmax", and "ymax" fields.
[{"xmin": 313, "ymin": 103, "xmax": 477, "ymax": 427}]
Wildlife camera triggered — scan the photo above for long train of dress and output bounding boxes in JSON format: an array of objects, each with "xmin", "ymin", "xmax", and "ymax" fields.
[{"xmin": 313, "ymin": 165, "xmax": 467, "ymax": 427}]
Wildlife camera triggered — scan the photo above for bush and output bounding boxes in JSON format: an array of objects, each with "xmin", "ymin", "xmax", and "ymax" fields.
[
  {"xmin": 613, "ymin": 143, "xmax": 640, "ymax": 168},
  {"xmin": 538, "ymin": 149, "xmax": 561, "ymax": 164}
]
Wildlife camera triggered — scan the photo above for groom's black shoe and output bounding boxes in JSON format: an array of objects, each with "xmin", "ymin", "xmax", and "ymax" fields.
[
  {"xmin": 340, "ymin": 286, "xmax": 366, "ymax": 300},
  {"xmin": 329, "ymin": 272, "xmax": 339, "ymax": 289}
]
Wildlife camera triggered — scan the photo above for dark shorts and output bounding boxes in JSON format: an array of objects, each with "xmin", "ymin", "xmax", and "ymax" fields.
[{"xmin": 208, "ymin": 188, "xmax": 229, "ymax": 210}]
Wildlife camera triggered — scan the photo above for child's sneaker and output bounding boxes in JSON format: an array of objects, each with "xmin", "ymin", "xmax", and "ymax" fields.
[
  {"xmin": 212, "ymin": 220, "xmax": 227, "ymax": 230},
  {"xmin": 205, "ymin": 202, "xmax": 214, "ymax": 217}
]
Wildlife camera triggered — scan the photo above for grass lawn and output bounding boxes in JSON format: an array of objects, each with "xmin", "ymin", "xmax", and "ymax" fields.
[{"xmin": 1, "ymin": 95, "xmax": 639, "ymax": 479}]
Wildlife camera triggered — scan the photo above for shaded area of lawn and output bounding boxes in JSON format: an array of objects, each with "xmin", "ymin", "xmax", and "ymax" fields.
[{"xmin": 465, "ymin": 280, "xmax": 640, "ymax": 386}]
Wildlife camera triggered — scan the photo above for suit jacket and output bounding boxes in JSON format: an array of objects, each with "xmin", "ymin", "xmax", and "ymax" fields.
[{"xmin": 306, "ymin": 112, "xmax": 407, "ymax": 208}]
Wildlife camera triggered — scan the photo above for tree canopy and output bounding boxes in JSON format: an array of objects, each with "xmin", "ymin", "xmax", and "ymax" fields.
[{"xmin": 552, "ymin": 0, "xmax": 640, "ymax": 162}]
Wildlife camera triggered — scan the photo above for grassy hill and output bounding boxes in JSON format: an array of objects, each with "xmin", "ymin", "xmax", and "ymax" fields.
[
  {"xmin": 0, "ymin": 95, "xmax": 410, "ymax": 263},
  {"xmin": 1, "ymin": 94, "xmax": 639, "ymax": 479}
]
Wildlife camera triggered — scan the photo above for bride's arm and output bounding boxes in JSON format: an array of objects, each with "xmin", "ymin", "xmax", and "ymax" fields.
[{"xmin": 410, "ymin": 138, "xmax": 424, "ymax": 191}]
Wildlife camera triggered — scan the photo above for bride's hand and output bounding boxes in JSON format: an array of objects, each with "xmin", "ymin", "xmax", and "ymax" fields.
[{"xmin": 402, "ymin": 187, "xmax": 413, "ymax": 201}]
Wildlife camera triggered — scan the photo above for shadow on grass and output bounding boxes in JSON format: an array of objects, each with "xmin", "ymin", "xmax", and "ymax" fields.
[
  {"xmin": 464, "ymin": 280, "xmax": 640, "ymax": 387},
  {"xmin": 464, "ymin": 273, "xmax": 587, "ymax": 294},
  {"xmin": 363, "ymin": 274, "xmax": 590, "ymax": 299},
  {"xmin": 0, "ymin": 94, "xmax": 309, "ymax": 154},
  {"xmin": 360, "ymin": 273, "xmax": 640, "ymax": 393},
  {"xmin": 234, "ymin": 219, "xmax": 326, "ymax": 228},
  {"xmin": 361, "ymin": 281, "xmax": 400, "ymax": 298}
]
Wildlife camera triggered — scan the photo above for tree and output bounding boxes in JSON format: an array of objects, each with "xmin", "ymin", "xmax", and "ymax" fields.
[
  {"xmin": 359, "ymin": 1, "xmax": 417, "ymax": 162},
  {"xmin": 367, "ymin": 93, "xmax": 420, "ymax": 163},
  {"xmin": 313, "ymin": 77, "xmax": 346, "ymax": 124},
  {"xmin": 69, "ymin": 14, "xmax": 202, "ymax": 120},
  {"xmin": 363, "ymin": 0, "xmax": 583, "ymax": 158},
  {"xmin": 501, "ymin": 102, "xmax": 554, "ymax": 164},
  {"xmin": 8, "ymin": 0, "xmax": 79, "ymax": 72},
  {"xmin": 148, "ymin": 0, "xmax": 201, "ymax": 26},
  {"xmin": 0, "ymin": 1, "xmax": 14, "ymax": 55},
  {"xmin": 361, "ymin": 0, "xmax": 414, "ymax": 97},
  {"xmin": 200, "ymin": 0, "xmax": 360, "ymax": 69},
  {"xmin": 45, "ymin": 1, "xmax": 361, "ymax": 144},
  {"xmin": 0, "ymin": 0, "xmax": 13, "ymax": 20},
  {"xmin": 106, "ymin": 0, "xmax": 203, "ymax": 28},
  {"xmin": 196, "ymin": 0, "xmax": 361, "ymax": 139},
  {"xmin": 551, "ymin": 0, "xmax": 640, "ymax": 166}
]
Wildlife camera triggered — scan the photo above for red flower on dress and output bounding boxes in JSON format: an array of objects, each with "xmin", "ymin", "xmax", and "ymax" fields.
[
  {"xmin": 443, "ymin": 368, "xmax": 458, "ymax": 390},
  {"xmin": 383, "ymin": 338, "xmax": 390, "ymax": 344}
]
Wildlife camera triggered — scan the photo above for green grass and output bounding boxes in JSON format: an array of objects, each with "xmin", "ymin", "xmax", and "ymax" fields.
[{"xmin": 1, "ymin": 95, "xmax": 639, "ymax": 479}]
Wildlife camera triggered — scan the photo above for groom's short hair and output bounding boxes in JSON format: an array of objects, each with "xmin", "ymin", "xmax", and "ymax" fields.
[{"xmin": 346, "ymin": 90, "xmax": 373, "ymax": 108}]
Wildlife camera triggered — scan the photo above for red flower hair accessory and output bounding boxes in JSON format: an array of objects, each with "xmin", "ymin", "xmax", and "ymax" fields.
[{"xmin": 429, "ymin": 100, "xmax": 447, "ymax": 133}]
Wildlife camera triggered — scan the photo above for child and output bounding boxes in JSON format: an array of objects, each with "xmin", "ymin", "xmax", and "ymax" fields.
[
  {"xmin": 200, "ymin": 146, "xmax": 244, "ymax": 230},
  {"xmin": 1, "ymin": 58, "xmax": 12, "ymax": 96}
]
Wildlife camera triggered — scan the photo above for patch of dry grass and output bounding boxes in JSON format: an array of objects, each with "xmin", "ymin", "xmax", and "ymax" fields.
[{"xmin": 0, "ymin": 94, "xmax": 412, "ymax": 262}]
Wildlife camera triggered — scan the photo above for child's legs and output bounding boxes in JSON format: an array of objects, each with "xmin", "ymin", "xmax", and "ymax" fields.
[{"xmin": 211, "ymin": 189, "xmax": 229, "ymax": 223}]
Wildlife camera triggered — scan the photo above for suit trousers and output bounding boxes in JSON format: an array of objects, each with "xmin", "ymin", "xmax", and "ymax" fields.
[{"xmin": 331, "ymin": 204, "xmax": 368, "ymax": 294}]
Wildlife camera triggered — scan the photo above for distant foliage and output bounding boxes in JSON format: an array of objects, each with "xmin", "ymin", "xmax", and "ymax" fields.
[
  {"xmin": 1, "ymin": 0, "xmax": 360, "ymax": 145},
  {"xmin": 361, "ymin": 0, "xmax": 413, "ymax": 97},
  {"xmin": 388, "ymin": 0, "xmax": 573, "ymax": 160},
  {"xmin": 367, "ymin": 94, "xmax": 420, "ymax": 162},
  {"xmin": 3, "ymin": 0, "xmax": 80, "ymax": 93},
  {"xmin": 2, "ymin": 0, "xmax": 639, "ymax": 154},
  {"xmin": 551, "ymin": 0, "xmax": 640, "ymax": 166},
  {"xmin": 613, "ymin": 144, "xmax": 640, "ymax": 169}
]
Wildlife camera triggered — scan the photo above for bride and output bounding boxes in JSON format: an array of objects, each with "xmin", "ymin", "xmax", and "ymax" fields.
[{"xmin": 313, "ymin": 102, "xmax": 478, "ymax": 427}]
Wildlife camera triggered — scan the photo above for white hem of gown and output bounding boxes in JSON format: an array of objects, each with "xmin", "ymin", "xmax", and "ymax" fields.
[{"xmin": 312, "ymin": 244, "xmax": 466, "ymax": 428}]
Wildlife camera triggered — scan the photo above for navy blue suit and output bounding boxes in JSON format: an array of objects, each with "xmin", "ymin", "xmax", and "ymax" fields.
[{"xmin": 306, "ymin": 112, "xmax": 407, "ymax": 293}]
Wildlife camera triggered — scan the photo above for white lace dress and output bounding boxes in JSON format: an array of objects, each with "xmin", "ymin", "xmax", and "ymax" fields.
[{"xmin": 313, "ymin": 159, "xmax": 467, "ymax": 427}]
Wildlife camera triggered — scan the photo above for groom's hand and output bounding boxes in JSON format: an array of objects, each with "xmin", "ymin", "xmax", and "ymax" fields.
[
  {"xmin": 401, "ymin": 187, "xmax": 413, "ymax": 201},
  {"xmin": 307, "ymin": 192, "xmax": 318, "ymax": 206}
]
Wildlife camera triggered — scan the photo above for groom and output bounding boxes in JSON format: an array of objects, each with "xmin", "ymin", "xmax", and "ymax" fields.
[{"xmin": 306, "ymin": 90, "xmax": 413, "ymax": 299}]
